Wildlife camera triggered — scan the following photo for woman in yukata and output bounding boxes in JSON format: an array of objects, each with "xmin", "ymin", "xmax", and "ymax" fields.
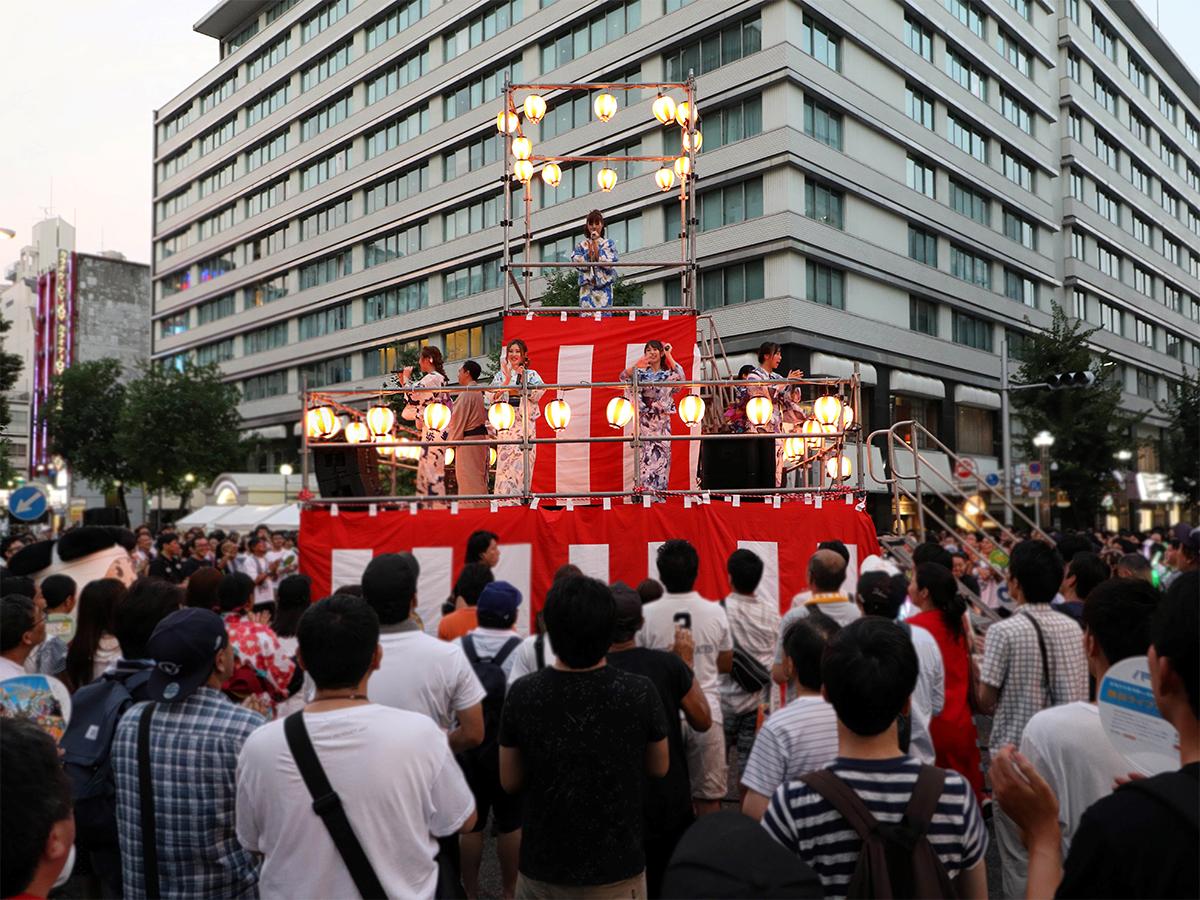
[
  {"xmin": 621, "ymin": 340, "xmax": 684, "ymax": 493},
  {"xmin": 487, "ymin": 338, "xmax": 545, "ymax": 503},
  {"xmin": 570, "ymin": 209, "xmax": 618, "ymax": 308},
  {"xmin": 400, "ymin": 346, "xmax": 452, "ymax": 498}
]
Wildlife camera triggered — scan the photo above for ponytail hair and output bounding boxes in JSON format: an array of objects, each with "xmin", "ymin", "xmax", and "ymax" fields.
[
  {"xmin": 915, "ymin": 562, "xmax": 965, "ymax": 638},
  {"xmin": 421, "ymin": 345, "xmax": 446, "ymax": 379}
]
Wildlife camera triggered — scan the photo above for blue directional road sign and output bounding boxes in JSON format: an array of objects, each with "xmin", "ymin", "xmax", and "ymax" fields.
[
  {"xmin": 1028, "ymin": 479, "xmax": 1043, "ymax": 494},
  {"xmin": 984, "ymin": 472, "xmax": 1000, "ymax": 487},
  {"xmin": 8, "ymin": 485, "xmax": 48, "ymax": 522}
]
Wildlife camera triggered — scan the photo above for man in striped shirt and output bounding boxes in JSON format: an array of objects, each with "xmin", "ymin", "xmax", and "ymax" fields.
[{"xmin": 762, "ymin": 618, "xmax": 988, "ymax": 900}]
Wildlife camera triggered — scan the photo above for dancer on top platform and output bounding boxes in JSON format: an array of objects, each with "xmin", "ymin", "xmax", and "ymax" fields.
[
  {"xmin": 621, "ymin": 340, "xmax": 684, "ymax": 493},
  {"xmin": 401, "ymin": 346, "xmax": 452, "ymax": 498},
  {"xmin": 487, "ymin": 338, "xmax": 545, "ymax": 504},
  {"xmin": 571, "ymin": 209, "xmax": 618, "ymax": 308},
  {"xmin": 739, "ymin": 342, "xmax": 804, "ymax": 487}
]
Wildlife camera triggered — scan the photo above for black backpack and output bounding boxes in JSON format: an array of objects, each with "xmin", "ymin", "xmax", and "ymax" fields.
[
  {"xmin": 60, "ymin": 668, "xmax": 152, "ymax": 849},
  {"xmin": 460, "ymin": 634, "xmax": 521, "ymax": 765},
  {"xmin": 799, "ymin": 766, "xmax": 957, "ymax": 899}
]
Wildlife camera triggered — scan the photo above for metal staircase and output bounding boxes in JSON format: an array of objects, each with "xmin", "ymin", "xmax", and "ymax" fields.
[{"xmin": 695, "ymin": 314, "xmax": 737, "ymax": 432}]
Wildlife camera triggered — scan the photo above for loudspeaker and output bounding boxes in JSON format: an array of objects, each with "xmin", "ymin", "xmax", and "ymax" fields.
[
  {"xmin": 83, "ymin": 507, "xmax": 129, "ymax": 527},
  {"xmin": 312, "ymin": 446, "xmax": 381, "ymax": 498},
  {"xmin": 701, "ymin": 436, "xmax": 777, "ymax": 491}
]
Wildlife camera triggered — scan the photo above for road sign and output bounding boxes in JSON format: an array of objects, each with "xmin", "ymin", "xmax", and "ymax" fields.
[
  {"xmin": 984, "ymin": 472, "xmax": 1000, "ymax": 488},
  {"xmin": 1028, "ymin": 479, "xmax": 1043, "ymax": 497},
  {"xmin": 8, "ymin": 485, "xmax": 48, "ymax": 522},
  {"xmin": 1028, "ymin": 461, "xmax": 1042, "ymax": 476},
  {"xmin": 954, "ymin": 458, "xmax": 977, "ymax": 480}
]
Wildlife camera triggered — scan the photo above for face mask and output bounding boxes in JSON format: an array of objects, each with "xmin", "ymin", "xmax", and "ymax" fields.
[{"xmin": 52, "ymin": 844, "xmax": 76, "ymax": 889}]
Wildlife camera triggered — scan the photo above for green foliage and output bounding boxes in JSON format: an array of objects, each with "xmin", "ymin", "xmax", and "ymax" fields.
[
  {"xmin": 536, "ymin": 270, "xmax": 644, "ymax": 308},
  {"xmin": 45, "ymin": 359, "xmax": 133, "ymax": 491},
  {"xmin": 1158, "ymin": 366, "xmax": 1200, "ymax": 506},
  {"xmin": 0, "ymin": 316, "xmax": 23, "ymax": 485},
  {"xmin": 1011, "ymin": 303, "xmax": 1141, "ymax": 528}
]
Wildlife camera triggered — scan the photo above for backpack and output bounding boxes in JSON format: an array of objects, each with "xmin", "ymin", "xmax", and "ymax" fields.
[
  {"xmin": 799, "ymin": 766, "xmax": 957, "ymax": 899},
  {"xmin": 460, "ymin": 634, "xmax": 521, "ymax": 766},
  {"xmin": 60, "ymin": 668, "xmax": 152, "ymax": 849}
]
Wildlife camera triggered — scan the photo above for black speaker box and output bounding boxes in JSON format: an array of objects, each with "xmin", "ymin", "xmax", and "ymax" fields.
[
  {"xmin": 312, "ymin": 446, "xmax": 381, "ymax": 498},
  {"xmin": 700, "ymin": 436, "xmax": 777, "ymax": 491}
]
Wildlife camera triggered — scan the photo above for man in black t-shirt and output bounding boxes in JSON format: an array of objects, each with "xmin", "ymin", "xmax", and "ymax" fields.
[
  {"xmin": 148, "ymin": 534, "xmax": 185, "ymax": 583},
  {"xmin": 607, "ymin": 582, "xmax": 712, "ymax": 898},
  {"xmin": 500, "ymin": 576, "xmax": 669, "ymax": 899},
  {"xmin": 996, "ymin": 571, "xmax": 1199, "ymax": 899}
]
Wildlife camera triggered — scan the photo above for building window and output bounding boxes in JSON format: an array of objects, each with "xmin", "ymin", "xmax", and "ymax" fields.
[
  {"xmin": 1001, "ymin": 90, "xmax": 1032, "ymax": 134},
  {"xmin": 1096, "ymin": 244, "xmax": 1121, "ymax": 279},
  {"xmin": 944, "ymin": 0, "xmax": 985, "ymax": 38},
  {"xmin": 365, "ymin": 164, "xmax": 429, "ymax": 215},
  {"xmin": 301, "ymin": 0, "xmax": 349, "ymax": 42},
  {"xmin": 365, "ymin": 0, "xmax": 430, "ymax": 51},
  {"xmin": 195, "ymin": 339, "xmax": 234, "ymax": 366},
  {"xmin": 363, "ymin": 281, "xmax": 429, "ymax": 322},
  {"xmin": 1131, "ymin": 214, "xmax": 1151, "ymax": 247},
  {"xmin": 159, "ymin": 312, "xmax": 189, "ymax": 337},
  {"xmin": 366, "ymin": 47, "xmax": 430, "ymax": 105},
  {"xmin": 1068, "ymin": 110, "xmax": 1082, "ymax": 141},
  {"xmin": 663, "ymin": 14, "xmax": 761, "ymax": 80},
  {"xmin": 804, "ymin": 180, "xmax": 843, "ymax": 229},
  {"xmin": 546, "ymin": 140, "xmax": 643, "ymax": 209},
  {"xmin": 803, "ymin": 97, "xmax": 842, "ymax": 149},
  {"xmin": 1159, "ymin": 139, "xmax": 1178, "ymax": 171},
  {"xmin": 952, "ymin": 311, "xmax": 993, "ymax": 351},
  {"xmin": 246, "ymin": 33, "xmax": 291, "ymax": 82},
  {"xmin": 364, "ymin": 340, "xmax": 426, "ymax": 378},
  {"xmin": 543, "ymin": 1, "xmax": 644, "ymax": 73},
  {"xmin": 299, "ymin": 144, "xmax": 353, "ymax": 191},
  {"xmin": 244, "ymin": 180, "xmax": 286, "ymax": 219},
  {"xmin": 909, "ymin": 296, "xmax": 938, "ymax": 335},
  {"xmin": 945, "ymin": 48, "xmax": 988, "ymax": 101},
  {"xmin": 243, "ymin": 322, "xmax": 289, "ymax": 355},
  {"xmin": 956, "ymin": 406, "xmax": 996, "ymax": 455},
  {"xmin": 908, "ymin": 225, "xmax": 937, "ymax": 266},
  {"xmin": 197, "ymin": 161, "xmax": 236, "ymax": 198},
  {"xmin": 1130, "ymin": 163, "xmax": 1150, "ymax": 195},
  {"xmin": 806, "ymin": 261, "xmax": 844, "ymax": 308},
  {"xmin": 1003, "ymin": 209, "xmax": 1036, "ymax": 249},
  {"xmin": 444, "ymin": 259, "xmax": 502, "ymax": 301},
  {"xmin": 245, "ymin": 130, "xmax": 288, "ymax": 173},
  {"xmin": 995, "ymin": 29, "xmax": 1031, "ymax": 78},
  {"xmin": 1095, "ymin": 188, "xmax": 1120, "ymax": 226},
  {"xmin": 301, "ymin": 40, "xmax": 352, "ymax": 92},
  {"xmin": 1004, "ymin": 269, "xmax": 1037, "ymax": 307},
  {"xmin": 1092, "ymin": 17, "xmax": 1116, "ymax": 62},
  {"xmin": 243, "ymin": 274, "xmax": 288, "ymax": 310},
  {"xmin": 199, "ymin": 117, "xmax": 237, "ymax": 158},
  {"xmin": 198, "ymin": 204, "xmax": 236, "ymax": 241},
  {"xmin": 300, "ymin": 198, "xmax": 351, "ymax": 242},
  {"xmin": 197, "ymin": 251, "xmax": 236, "ymax": 283},
  {"xmin": 906, "ymin": 156, "xmax": 936, "ymax": 198},
  {"xmin": 300, "ymin": 355, "xmax": 354, "ymax": 388},
  {"xmin": 443, "ymin": 324, "xmax": 499, "ymax": 362},
  {"xmin": 1069, "ymin": 169, "xmax": 1084, "ymax": 200},
  {"xmin": 1133, "ymin": 266, "xmax": 1154, "ymax": 297},
  {"xmin": 242, "ymin": 371, "xmax": 289, "ymax": 402},
  {"xmin": 949, "ymin": 178, "xmax": 988, "ymax": 224},
  {"xmin": 1094, "ymin": 131, "xmax": 1118, "ymax": 169},
  {"xmin": 904, "ymin": 15, "xmax": 933, "ymax": 61},
  {"xmin": 1072, "ymin": 289, "xmax": 1087, "ymax": 320},
  {"xmin": 363, "ymin": 221, "xmax": 428, "ymax": 267},
  {"xmin": 947, "ymin": 113, "xmax": 987, "ymax": 162},
  {"xmin": 892, "ymin": 394, "xmax": 940, "ymax": 449},
  {"xmin": 1066, "ymin": 51, "xmax": 1080, "ymax": 81},
  {"xmin": 668, "ymin": 259, "xmax": 764, "ymax": 310},
  {"xmin": 1007, "ymin": 328, "xmax": 1034, "ymax": 361},
  {"xmin": 697, "ymin": 177, "xmax": 765, "ymax": 232},
  {"xmin": 1161, "ymin": 188, "xmax": 1178, "ymax": 219},
  {"xmin": 906, "ymin": 85, "xmax": 934, "ymax": 129},
  {"xmin": 445, "ymin": 0, "xmax": 522, "ymax": 60},
  {"xmin": 1099, "ymin": 300, "xmax": 1122, "ymax": 334},
  {"xmin": 1136, "ymin": 370, "xmax": 1156, "ymax": 400},
  {"xmin": 298, "ymin": 302, "xmax": 351, "ymax": 340},
  {"xmin": 159, "ymin": 103, "xmax": 193, "ymax": 143},
  {"xmin": 950, "ymin": 244, "xmax": 990, "ymax": 288},
  {"xmin": 692, "ymin": 95, "xmax": 762, "ymax": 151},
  {"xmin": 1163, "ymin": 236, "xmax": 1179, "ymax": 267},
  {"xmin": 300, "ymin": 93, "xmax": 352, "ymax": 143},
  {"xmin": 1093, "ymin": 78, "xmax": 1118, "ymax": 117},
  {"xmin": 1158, "ymin": 88, "xmax": 1178, "ymax": 125},
  {"xmin": 298, "ymin": 250, "xmax": 352, "ymax": 291},
  {"xmin": 243, "ymin": 226, "xmax": 286, "ymax": 263},
  {"xmin": 1129, "ymin": 111, "xmax": 1150, "ymax": 145},
  {"xmin": 1001, "ymin": 149, "xmax": 1033, "ymax": 191},
  {"xmin": 363, "ymin": 106, "xmax": 429, "ymax": 159},
  {"xmin": 1067, "ymin": 0, "xmax": 1079, "ymax": 23},
  {"xmin": 246, "ymin": 80, "xmax": 289, "ymax": 127},
  {"xmin": 1071, "ymin": 231, "xmax": 1085, "ymax": 259},
  {"xmin": 801, "ymin": 14, "xmax": 840, "ymax": 70},
  {"xmin": 445, "ymin": 59, "xmax": 521, "ymax": 121},
  {"xmin": 1135, "ymin": 318, "xmax": 1155, "ymax": 348},
  {"xmin": 196, "ymin": 293, "xmax": 236, "ymax": 326},
  {"xmin": 1127, "ymin": 55, "xmax": 1148, "ymax": 93}
]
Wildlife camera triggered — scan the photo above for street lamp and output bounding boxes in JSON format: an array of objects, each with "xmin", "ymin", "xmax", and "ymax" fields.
[
  {"xmin": 1032, "ymin": 431, "xmax": 1054, "ymax": 530},
  {"xmin": 280, "ymin": 463, "xmax": 293, "ymax": 503},
  {"xmin": 1115, "ymin": 449, "xmax": 1133, "ymax": 462}
]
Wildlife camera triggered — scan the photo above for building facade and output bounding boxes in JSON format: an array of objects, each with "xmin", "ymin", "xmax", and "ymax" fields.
[{"xmin": 151, "ymin": 0, "xmax": 1198, "ymax": 527}]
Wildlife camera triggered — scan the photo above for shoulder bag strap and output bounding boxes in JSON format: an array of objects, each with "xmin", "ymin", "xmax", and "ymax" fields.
[
  {"xmin": 798, "ymin": 770, "xmax": 881, "ymax": 841},
  {"xmin": 1021, "ymin": 611, "xmax": 1056, "ymax": 706},
  {"xmin": 493, "ymin": 637, "xmax": 522, "ymax": 668},
  {"xmin": 284, "ymin": 712, "xmax": 386, "ymax": 900},
  {"xmin": 534, "ymin": 633, "xmax": 545, "ymax": 670},
  {"xmin": 461, "ymin": 634, "xmax": 480, "ymax": 666},
  {"xmin": 137, "ymin": 703, "xmax": 160, "ymax": 900},
  {"xmin": 903, "ymin": 765, "xmax": 946, "ymax": 830}
]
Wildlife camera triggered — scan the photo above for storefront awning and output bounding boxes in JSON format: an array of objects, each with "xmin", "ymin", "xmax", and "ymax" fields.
[
  {"xmin": 809, "ymin": 352, "xmax": 878, "ymax": 385},
  {"xmin": 954, "ymin": 385, "xmax": 1001, "ymax": 410},
  {"xmin": 890, "ymin": 372, "xmax": 945, "ymax": 399}
]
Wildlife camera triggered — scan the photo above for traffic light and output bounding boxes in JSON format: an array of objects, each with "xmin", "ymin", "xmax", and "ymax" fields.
[{"xmin": 1046, "ymin": 371, "xmax": 1096, "ymax": 389}]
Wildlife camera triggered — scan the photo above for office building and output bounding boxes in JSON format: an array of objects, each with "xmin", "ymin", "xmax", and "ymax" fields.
[{"xmin": 151, "ymin": 0, "xmax": 1198, "ymax": 527}]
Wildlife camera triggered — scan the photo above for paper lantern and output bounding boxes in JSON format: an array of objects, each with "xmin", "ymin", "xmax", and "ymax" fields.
[
  {"xmin": 841, "ymin": 404, "xmax": 855, "ymax": 429},
  {"xmin": 826, "ymin": 456, "xmax": 853, "ymax": 480},
  {"xmin": 652, "ymin": 94, "xmax": 677, "ymax": 125},
  {"xmin": 541, "ymin": 162, "xmax": 562, "ymax": 187},
  {"xmin": 397, "ymin": 438, "xmax": 421, "ymax": 461},
  {"xmin": 488, "ymin": 401, "xmax": 515, "ymax": 432},
  {"xmin": 377, "ymin": 443, "xmax": 396, "ymax": 457},
  {"xmin": 678, "ymin": 394, "xmax": 706, "ymax": 426},
  {"xmin": 746, "ymin": 396, "xmax": 773, "ymax": 426},
  {"xmin": 682, "ymin": 130, "xmax": 703, "ymax": 152},
  {"xmin": 523, "ymin": 94, "xmax": 547, "ymax": 123},
  {"xmin": 344, "ymin": 421, "xmax": 370, "ymax": 444},
  {"xmin": 306, "ymin": 406, "xmax": 341, "ymax": 439},
  {"xmin": 674, "ymin": 155, "xmax": 692, "ymax": 178},
  {"xmin": 813, "ymin": 395, "xmax": 844, "ymax": 426},
  {"xmin": 597, "ymin": 166, "xmax": 618, "ymax": 192},
  {"xmin": 513, "ymin": 159, "xmax": 534, "ymax": 182},
  {"xmin": 655, "ymin": 167, "xmax": 676, "ymax": 192},
  {"xmin": 489, "ymin": 447, "xmax": 498, "ymax": 467},
  {"xmin": 496, "ymin": 110, "xmax": 519, "ymax": 134},
  {"xmin": 366, "ymin": 404, "xmax": 395, "ymax": 437},
  {"xmin": 783, "ymin": 436, "xmax": 805, "ymax": 460},
  {"xmin": 606, "ymin": 396, "xmax": 634, "ymax": 429},
  {"xmin": 511, "ymin": 136, "xmax": 532, "ymax": 160},
  {"xmin": 545, "ymin": 398, "xmax": 572, "ymax": 431},
  {"xmin": 801, "ymin": 417, "xmax": 827, "ymax": 451},
  {"xmin": 675, "ymin": 100, "xmax": 697, "ymax": 128},
  {"xmin": 445, "ymin": 447, "xmax": 455, "ymax": 466},
  {"xmin": 423, "ymin": 401, "xmax": 451, "ymax": 432},
  {"xmin": 593, "ymin": 92, "xmax": 618, "ymax": 122}
]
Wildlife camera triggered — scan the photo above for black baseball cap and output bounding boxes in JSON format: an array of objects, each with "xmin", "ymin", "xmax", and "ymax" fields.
[{"xmin": 146, "ymin": 608, "xmax": 228, "ymax": 703}]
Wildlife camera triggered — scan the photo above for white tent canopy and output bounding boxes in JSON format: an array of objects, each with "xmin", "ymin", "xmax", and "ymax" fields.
[{"xmin": 175, "ymin": 504, "xmax": 301, "ymax": 532}]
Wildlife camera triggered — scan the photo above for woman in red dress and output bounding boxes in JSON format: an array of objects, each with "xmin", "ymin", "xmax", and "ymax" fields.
[{"xmin": 907, "ymin": 562, "xmax": 985, "ymax": 801}]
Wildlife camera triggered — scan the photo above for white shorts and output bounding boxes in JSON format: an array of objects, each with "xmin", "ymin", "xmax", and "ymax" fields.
[{"xmin": 683, "ymin": 719, "xmax": 727, "ymax": 801}]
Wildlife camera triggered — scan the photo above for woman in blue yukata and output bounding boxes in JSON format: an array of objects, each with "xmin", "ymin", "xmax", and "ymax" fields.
[
  {"xmin": 487, "ymin": 338, "xmax": 545, "ymax": 504},
  {"xmin": 570, "ymin": 209, "xmax": 618, "ymax": 308},
  {"xmin": 400, "ymin": 345, "xmax": 452, "ymax": 499},
  {"xmin": 621, "ymin": 340, "xmax": 684, "ymax": 493},
  {"xmin": 739, "ymin": 341, "xmax": 804, "ymax": 487}
]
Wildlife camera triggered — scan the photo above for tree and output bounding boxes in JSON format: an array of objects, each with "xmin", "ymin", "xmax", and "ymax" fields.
[
  {"xmin": 536, "ymin": 269, "xmax": 645, "ymax": 308},
  {"xmin": 0, "ymin": 316, "xmax": 23, "ymax": 486},
  {"xmin": 1158, "ymin": 366, "xmax": 1200, "ymax": 510},
  {"xmin": 1011, "ymin": 303, "xmax": 1141, "ymax": 529},
  {"xmin": 118, "ymin": 361, "xmax": 243, "ymax": 506},
  {"xmin": 44, "ymin": 359, "xmax": 135, "ymax": 505}
]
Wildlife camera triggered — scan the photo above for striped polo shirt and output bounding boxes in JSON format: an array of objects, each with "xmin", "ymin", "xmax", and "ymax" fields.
[
  {"xmin": 740, "ymin": 696, "xmax": 838, "ymax": 800},
  {"xmin": 762, "ymin": 756, "xmax": 987, "ymax": 899}
]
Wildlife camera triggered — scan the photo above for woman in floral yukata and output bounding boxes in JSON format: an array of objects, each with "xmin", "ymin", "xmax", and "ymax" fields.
[
  {"xmin": 570, "ymin": 209, "xmax": 618, "ymax": 308},
  {"xmin": 621, "ymin": 340, "xmax": 684, "ymax": 493},
  {"xmin": 400, "ymin": 346, "xmax": 452, "ymax": 498},
  {"xmin": 487, "ymin": 338, "xmax": 545, "ymax": 504},
  {"xmin": 738, "ymin": 341, "xmax": 804, "ymax": 487}
]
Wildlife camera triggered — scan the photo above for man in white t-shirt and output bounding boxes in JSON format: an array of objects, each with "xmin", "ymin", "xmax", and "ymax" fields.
[
  {"xmin": 361, "ymin": 553, "xmax": 485, "ymax": 752},
  {"xmin": 238, "ymin": 537, "xmax": 278, "ymax": 609},
  {"xmin": 639, "ymin": 539, "xmax": 732, "ymax": 816},
  {"xmin": 264, "ymin": 532, "xmax": 297, "ymax": 595},
  {"xmin": 507, "ymin": 632, "xmax": 555, "ymax": 683},
  {"xmin": 999, "ymin": 577, "xmax": 1160, "ymax": 899},
  {"xmin": 236, "ymin": 594, "xmax": 476, "ymax": 899}
]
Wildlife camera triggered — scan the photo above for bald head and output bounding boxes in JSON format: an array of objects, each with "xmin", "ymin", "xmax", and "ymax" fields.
[
  {"xmin": 808, "ymin": 549, "xmax": 847, "ymax": 593},
  {"xmin": 611, "ymin": 582, "xmax": 644, "ymax": 643}
]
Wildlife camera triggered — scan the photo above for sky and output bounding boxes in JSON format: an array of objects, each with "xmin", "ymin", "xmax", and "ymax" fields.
[{"xmin": 0, "ymin": 0, "xmax": 1197, "ymax": 273}]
